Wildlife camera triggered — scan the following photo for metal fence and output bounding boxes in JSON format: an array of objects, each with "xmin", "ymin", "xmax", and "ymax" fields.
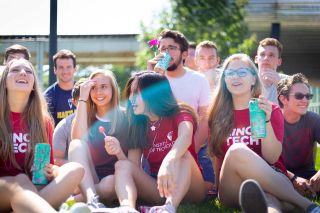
[{"xmin": 309, "ymin": 87, "xmax": 320, "ymax": 114}]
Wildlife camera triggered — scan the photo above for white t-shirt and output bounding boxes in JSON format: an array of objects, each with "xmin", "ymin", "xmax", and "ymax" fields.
[{"xmin": 165, "ymin": 69, "xmax": 211, "ymax": 113}]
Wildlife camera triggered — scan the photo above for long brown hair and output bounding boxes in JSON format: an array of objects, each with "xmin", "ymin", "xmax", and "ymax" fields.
[
  {"xmin": 87, "ymin": 69, "xmax": 124, "ymax": 135},
  {"xmin": 0, "ymin": 59, "xmax": 52, "ymax": 174},
  {"xmin": 208, "ymin": 53, "xmax": 262, "ymax": 156}
]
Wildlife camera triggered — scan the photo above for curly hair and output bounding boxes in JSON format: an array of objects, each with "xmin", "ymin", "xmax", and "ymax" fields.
[{"xmin": 277, "ymin": 73, "xmax": 310, "ymax": 108}]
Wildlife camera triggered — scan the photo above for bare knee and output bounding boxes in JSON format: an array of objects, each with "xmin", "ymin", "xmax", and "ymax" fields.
[
  {"xmin": 225, "ymin": 143, "xmax": 251, "ymax": 163},
  {"xmin": 62, "ymin": 162, "xmax": 85, "ymax": 181},
  {"xmin": 68, "ymin": 139, "xmax": 85, "ymax": 154}
]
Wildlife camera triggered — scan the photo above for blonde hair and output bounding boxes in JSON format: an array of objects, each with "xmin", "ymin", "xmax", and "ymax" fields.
[
  {"xmin": 208, "ymin": 53, "xmax": 262, "ymax": 156},
  {"xmin": 0, "ymin": 59, "xmax": 52, "ymax": 174},
  {"xmin": 87, "ymin": 69, "xmax": 123, "ymax": 135}
]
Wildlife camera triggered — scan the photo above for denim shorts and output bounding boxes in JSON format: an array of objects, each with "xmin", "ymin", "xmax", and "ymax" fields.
[{"xmin": 198, "ymin": 144, "xmax": 215, "ymax": 184}]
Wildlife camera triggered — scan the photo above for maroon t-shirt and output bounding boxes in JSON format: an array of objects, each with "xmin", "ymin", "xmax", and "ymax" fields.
[
  {"xmin": 282, "ymin": 111, "xmax": 320, "ymax": 174},
  {"xmin": 143, "ymin": 111, "xmax": 197, "ymax": 174},
  {"xmin": 217, "ymin": 104, "xmax": 287, "ymax": 175},
  {"xmin": 0, "ymin": 112, "xmax": 54, "ymax": 177}
]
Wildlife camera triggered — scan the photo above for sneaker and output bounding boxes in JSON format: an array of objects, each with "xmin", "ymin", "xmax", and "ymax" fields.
[
  {"xmin": 307, "ymin": 204, "xmax": 320, "ymax": 213},
  {"xmin": 87, "ymin": 195, "xmax": 106, "ymax": 210},
  {"xmin": 239, "ymin": 179, "xmax": 267, "ymax": 213},
  {"xmin": 149, "ymin": 202, "xmax": 176, "ymax": 213}
]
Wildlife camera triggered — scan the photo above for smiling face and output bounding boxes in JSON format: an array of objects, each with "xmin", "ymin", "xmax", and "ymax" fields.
[
  {"xmin": 54, "ymin": 58, "xmax": 76, "ymax": 84},
  {"xmin": 90, "ymin": 74, "xmax": 113, "ymax": 109},
  {"xmin": 224, "ymin": 59, "xmax": 256, "ymax": 97},
  {"xmin": 282, "ymin": 83, "xmax": 310, "ymax": 116},
  {"xmin": 6, "ymin": 58, "xmax": 35, "ymax": 94}
]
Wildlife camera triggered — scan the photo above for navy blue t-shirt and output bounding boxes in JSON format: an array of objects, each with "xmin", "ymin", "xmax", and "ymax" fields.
[{"xmin": 44, "ymin": 82, "xmax": 76, "ymax": 125}]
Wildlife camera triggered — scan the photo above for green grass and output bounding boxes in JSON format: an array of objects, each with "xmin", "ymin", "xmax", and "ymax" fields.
[{"xmin": 177, "ymin": 147, "xmax": 320, "ymax": 213}]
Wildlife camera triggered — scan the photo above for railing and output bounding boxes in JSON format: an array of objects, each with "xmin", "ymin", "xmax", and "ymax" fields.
[{"xmin": 309, "ymin": 86, "xmax": 320, "ymax": 114}]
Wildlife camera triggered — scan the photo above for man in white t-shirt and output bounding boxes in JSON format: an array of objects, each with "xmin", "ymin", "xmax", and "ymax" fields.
[
  {"xmin": 148, "ymin": 29, "xmax": 211, "ymax": 151},
  {"xmin": 148, "ymin": 29, "xmax": 212, "ymax": 195}
]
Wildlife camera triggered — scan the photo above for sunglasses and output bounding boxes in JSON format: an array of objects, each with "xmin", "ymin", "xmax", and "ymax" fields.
[
  {"xmin": 224, "ymin": 68, "xmax": 254, "ymax": 79},
  {"xmin": 289, "ymin": 92, "xmax": 313, "ymax": 100}
]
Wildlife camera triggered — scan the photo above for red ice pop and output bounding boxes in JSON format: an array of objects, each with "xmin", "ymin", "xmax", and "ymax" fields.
[{"xmin": 99, "ymin": 126, "xmax": 107, "ymax": 137}]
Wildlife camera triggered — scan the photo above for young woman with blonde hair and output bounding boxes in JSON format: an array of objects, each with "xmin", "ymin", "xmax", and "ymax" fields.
[
  {"xmin": 69, "ymin": 69, "xmax": 128, "ymax": 210},
  {"xmin": 0, "ymin": 59, "xmax": 84, "ymax": 212}
]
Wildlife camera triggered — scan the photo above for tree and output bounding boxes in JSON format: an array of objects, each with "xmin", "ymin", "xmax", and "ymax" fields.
[{"xmin": 136, "ymin": 0, "xmax": 257, "ymax": 69}]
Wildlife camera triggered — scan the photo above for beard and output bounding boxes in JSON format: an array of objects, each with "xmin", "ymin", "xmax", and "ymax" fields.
[{"xmin": 167, "ymin": 55, "xmax": 183, "ymax": 72}]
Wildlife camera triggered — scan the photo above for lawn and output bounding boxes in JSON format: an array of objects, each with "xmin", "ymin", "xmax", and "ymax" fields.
[{"xmin": 177, "ymin": 147, "xmax": 320, "ymax": 213}]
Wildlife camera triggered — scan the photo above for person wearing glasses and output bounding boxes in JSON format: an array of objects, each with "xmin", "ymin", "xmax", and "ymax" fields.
[
  {"xmin": 277, "ymin": 73, "xmax": 320, "ymax": 198},
  {"xmin": 208, "ymin": 53, "xmax": 320, "ymax": 213},
  {"xmin": 147, "ymin": 29, "xmax": 211, "ymax": 176},
  {"xmin": 255, "ymin": 38, "xmax": 288, "ymax": 104}
]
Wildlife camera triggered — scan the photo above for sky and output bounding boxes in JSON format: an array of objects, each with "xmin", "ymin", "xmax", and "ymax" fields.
[{"xmin": 0, "ymin": 0, "xmax": 170, "ymax": 35}]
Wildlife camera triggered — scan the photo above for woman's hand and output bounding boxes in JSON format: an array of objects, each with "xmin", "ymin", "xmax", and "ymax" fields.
[
  {"xmin": 104, "ymin": 136, "xmax": 126, "ymax": 160},
  {"xmin": 292, "ymin": 176, "xmax": 314, "ymax": 197},
  {"xmin": 258, "ymin": 95, "xmax": 272, "ymax": 121},
  {"xmin": 44, "ymin": 164, "xmax": 59, "ymax": 181},
  {"xmin": 79, "ymin": 80, "xmax": 96, "ymax": 101},
  {"xmin": 157, "ymin": 157, "xmax": 176, "ymax": 198}
]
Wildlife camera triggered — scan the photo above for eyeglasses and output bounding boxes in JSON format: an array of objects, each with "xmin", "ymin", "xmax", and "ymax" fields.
[
  {"xmin": 159, "ymin": 45, "xmax": 180, "ymax": 53},
  {"xmin": 224, "ymin": 68, "xmax": 254, "ymax": 79},
  {"xmin": 289, "ymin": 92, "xmax": 313, "ymax": 100}
]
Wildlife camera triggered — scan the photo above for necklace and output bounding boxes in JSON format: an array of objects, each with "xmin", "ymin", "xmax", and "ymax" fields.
[
  {"xmin": 146, "ymin": 118, "xmax": 162, "ymax": 159},
  {"xmin": 146, "ymin": 131, "xmax": 158, "ymax": 160},
  {"xmin": 149, "ymin": 118, "xmax": 162, "ymax": 131}
]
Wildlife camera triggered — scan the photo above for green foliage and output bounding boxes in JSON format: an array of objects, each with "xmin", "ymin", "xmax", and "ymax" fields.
[
  {"xmin": 136, "ymin": 0, "xmax": 257, "ymax": 68},
  {"xmin": 112, "ymin": 65, "xmax": 132, "ymax": 94}
]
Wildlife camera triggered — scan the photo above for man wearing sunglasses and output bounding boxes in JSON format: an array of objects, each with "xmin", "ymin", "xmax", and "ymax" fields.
[
  {"xmin": 277, "ymin": 73, "xmax": 320, "ymax": 197},
  {"xmin": 255, "ymin": 38, "xmax": 288, "ymax": 104}
]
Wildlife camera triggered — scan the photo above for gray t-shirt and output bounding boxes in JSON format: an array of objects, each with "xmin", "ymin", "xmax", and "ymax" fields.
[
  {"xmin": 264, "ymin": 73, "xmax": 288, "ymax": 104},
  {"xmin": 53, "ymin": 113, "xmax": 75, "ymax": 159}
]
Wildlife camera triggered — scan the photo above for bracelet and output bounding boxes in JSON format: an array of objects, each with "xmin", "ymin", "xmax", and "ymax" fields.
[
  {"xmin": 290, "ymin": 174, "xmax": 297, "ymax": 182},
  {"xmin": 265, "ymin": 119, "xmax": 270, "ymax": 123},
  {"xmin": 78, "ymin": 99, "xmax": 87, "ymax": 103}
]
